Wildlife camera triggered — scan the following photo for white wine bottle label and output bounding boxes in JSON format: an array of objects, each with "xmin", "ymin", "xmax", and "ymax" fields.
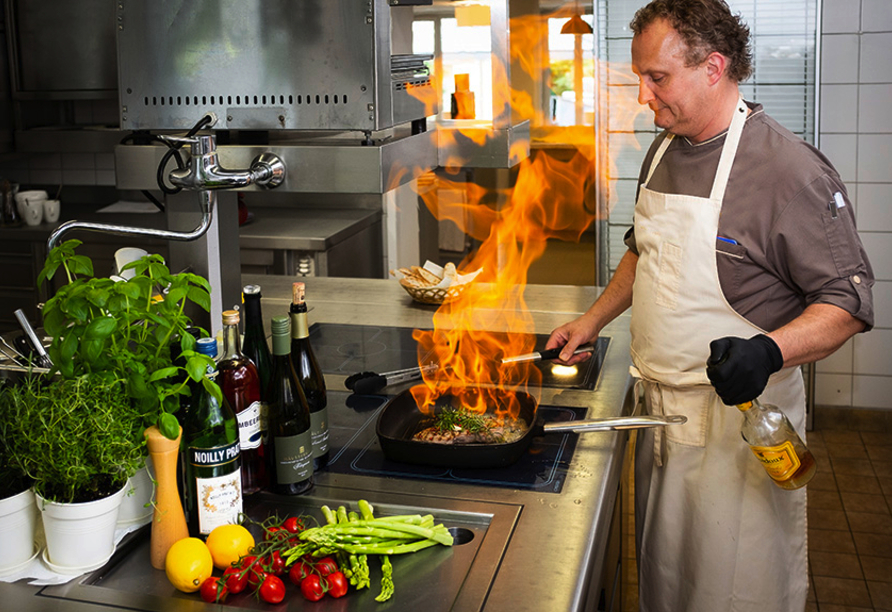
[
  {"xmin": 195, "ymin": 470, "xmax": 243, "ymax": 534},
  {"xmin": 750, "ymin": 440, "xmax": 801, "ymax": 481},
  {"xmin": 274, "ymin": 431, "xmax": 313, "ymax": 484},
  {"xmin": 237, "ymin": 401, "xmax": 263, "ymax": 450},
  {"xmin": 310, "ymin": 408, "xmax": 330, "ymax": 457}
]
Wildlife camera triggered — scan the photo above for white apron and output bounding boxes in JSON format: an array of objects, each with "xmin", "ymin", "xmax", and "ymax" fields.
[{"xmin": 630, "ymin": 99, "xmax": 808, "ymax": 612}]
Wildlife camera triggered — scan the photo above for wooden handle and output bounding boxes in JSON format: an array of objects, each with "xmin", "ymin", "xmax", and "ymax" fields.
[{"xmin": 145, "ymin": 425, "xmax": 189, "ymax": 570}]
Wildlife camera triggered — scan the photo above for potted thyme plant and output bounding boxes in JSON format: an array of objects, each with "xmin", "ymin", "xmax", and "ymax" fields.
[
  {"xmin": 0, "ymin": 434, "xmax": 37, "ymax": 573},
  {"xmin": 0, "ymin": 239, "xmax": 221, "ymax": 570}
]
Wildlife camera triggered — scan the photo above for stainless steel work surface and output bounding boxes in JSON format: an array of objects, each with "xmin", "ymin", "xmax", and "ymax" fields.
[
  {"xmin": 43, "ymin": 490, "xmax": 519, "ymax": 611},
  {"xmin": 239, "ymin": 208, "xmax": 381, "ymax": 251}
]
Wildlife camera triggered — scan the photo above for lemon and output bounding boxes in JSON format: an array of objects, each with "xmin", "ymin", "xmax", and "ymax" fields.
[
  {"xmin": 206, "ymin": 523, "xmax": 255, "ymax": 569},
  {"xmin": 165, "ymin": 537, "xmax": 213, "ymax": 593}
]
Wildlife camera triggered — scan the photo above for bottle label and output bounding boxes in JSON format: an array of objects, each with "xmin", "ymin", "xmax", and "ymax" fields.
[
  {"xmin": 189, "ymin": 440, "xmax": 241, "ymax": 467},
  {"xmin": 274, "ymin": 431, "xmax": 314, "ymax": 484},
  {"xmin": 237, "ymin": 401, "xmax": 263, "ymax": 450},
  {"xmin": 310, "ymin": 407, "xmax": 330, "ymax": 458},
  {"xmin": 750, "ymin": 440, "xmax": 801, "ymax": 481},
  {"xmin": 195, "ymin": 470, "xmax": 244, "ymax": 535}
]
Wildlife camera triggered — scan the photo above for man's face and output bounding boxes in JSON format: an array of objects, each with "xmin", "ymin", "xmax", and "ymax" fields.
[{"xmin": 631, "ymin": 19, "xmax": 713, "ymax": 141}]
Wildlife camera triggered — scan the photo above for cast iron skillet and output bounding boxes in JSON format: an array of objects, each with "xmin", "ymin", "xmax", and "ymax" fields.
[{"xmin": 376, "ymin": 386, "xmax": 686, "ymax": 469}]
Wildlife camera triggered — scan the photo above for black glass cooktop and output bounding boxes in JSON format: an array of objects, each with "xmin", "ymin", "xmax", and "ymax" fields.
[
  {"xmin": 308, "ymin": 323, "xmax": 608, "ymax": 391},
  {"xmin": 325, "ymin": 390, "xmax": 585, "ymax": 494}
]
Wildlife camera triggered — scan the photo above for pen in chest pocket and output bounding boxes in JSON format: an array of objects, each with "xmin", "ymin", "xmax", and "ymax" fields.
[{"xmin": 829, "ymin": 191, "xmax": 845, "ymax": 219}]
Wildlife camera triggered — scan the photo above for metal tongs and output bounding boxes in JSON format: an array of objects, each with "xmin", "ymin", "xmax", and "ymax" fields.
[
  {"xmin": 345, "ymin": 363, "xmax": 439, "ymax": 395},
  {"xmin": 501, "ymin": 343, "xmax": 596, "ymax": 365},
  {"xmin": 13, "ymin": 309, "xmax": 53, "ymax": 369}
]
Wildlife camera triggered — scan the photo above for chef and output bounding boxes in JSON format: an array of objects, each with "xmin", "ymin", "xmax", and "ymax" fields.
[{"xmin": 546, "ymin": 1, "xmax": 875, "ymax": 610}]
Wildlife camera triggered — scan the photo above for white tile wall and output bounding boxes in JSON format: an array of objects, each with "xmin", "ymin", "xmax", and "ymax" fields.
[{"xmin": 816, "ymin": 0, "xmax": 892, "ymax": 411}]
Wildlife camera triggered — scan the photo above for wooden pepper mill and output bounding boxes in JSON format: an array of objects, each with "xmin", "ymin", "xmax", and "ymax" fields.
[{"xmin": 145, "ymin": 425, "xmax": 189, "ymax": 569}]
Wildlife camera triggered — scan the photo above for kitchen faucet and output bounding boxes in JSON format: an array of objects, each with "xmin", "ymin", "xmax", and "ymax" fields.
[{"xmin": 46, "ymin": 113, "xmax": 286, "ymax": 251}]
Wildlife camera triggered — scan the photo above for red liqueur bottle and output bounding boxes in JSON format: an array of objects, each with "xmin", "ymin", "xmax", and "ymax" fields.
[{"xmin": 218, "ymin": 309, "xmax": 268, "ymax": 495}]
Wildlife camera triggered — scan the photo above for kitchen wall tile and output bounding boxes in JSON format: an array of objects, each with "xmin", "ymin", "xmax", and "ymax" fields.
[
  {"xmin": 607, "ymin": 85, "xmax": 652, "ymax": 133},
  {"xmin": 821, "ymin": 34, "xmax": 860, "ymax": 85},
  {"xmin": 95, "ymin": 153, "xmax": 115, "ymax": 171},
  {"xmin": 607, "ymin": 132, "xmax": 654, "ymax": 178},
  {"xmin": 819, "ymin": 134, "xmax": 858, "ymax": 183},
  {"xmin": 28, "ymin": 169, "xmax": 62, "ymax": 186},
  {"xmin": 95, "ymin": 170, "xmax": 116, "ymax": 186},
  {"xmin": 860, "ymin": 232, "xmax": 892, "ymax": 281},
  {"xmin": 61, "ymin": 169, "xmax": 96, "ymax": 186},
  {"xmin": 857, "ymin": 135, "xmax": 892, "ymax": 183},
  {"xmin": 856, "ymin": 184, "xmax": 892, "ymax": 232},
  {"xmin": 862, "ymin": 0, "xmax": 892, "ymax": 33},
  {"xmin": 820, "ymin": 84, "xmax": 858, "ymax": 133},
  {"xmin": 858, "ymin": 84, "xmax": 892, "ymax": 133},
  {"xmin": 860, "ymin": 33, "xmax": 892, "ymax": 84},
  {"xmin": 28, "ymin": 153, "xmax": 61, "ymax": 170},
  {"xmin": 872, "ymin": 280, "xmax": 892, "ymax": 329},
  {"xmin": 823, "ymin": 0, "xmax": 862, "ymax": 34},
  {"xmin": 818, "ymin": 338, "xmax": 854, "ymax": 375},
  {"xmin": 853, "ymin": 330, "xmax": 892, "ymax": 376},
  {"xmin": 817, "ymin": 372, "xmax": 854, "ymax": 406},
  {"xmin": 62, "ymin": 153, "xmax": 95, "ymax": 170},
  {"xmin": 852, "ymin": 375, "xmax": 892, "ymax": 409}
]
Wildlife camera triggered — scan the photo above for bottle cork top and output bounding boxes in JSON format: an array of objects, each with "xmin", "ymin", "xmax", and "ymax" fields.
[
  {"xmin": 222, "ymin": 309, "xmax": 240, "ymax": 325},
  {"xmin": 292, "ymin": 282, "xmax": 306, "ymax": 304}
]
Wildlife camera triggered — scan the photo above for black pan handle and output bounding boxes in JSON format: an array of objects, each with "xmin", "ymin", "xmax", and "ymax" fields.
[{"xmin": 352, "ymin": 374, "xmax": 388, "ymax": 395}]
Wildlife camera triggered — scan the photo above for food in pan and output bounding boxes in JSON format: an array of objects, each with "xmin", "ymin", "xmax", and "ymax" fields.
[{"xmin": 412, "ymin": 407, "xmax": 527, "ymax": 444}]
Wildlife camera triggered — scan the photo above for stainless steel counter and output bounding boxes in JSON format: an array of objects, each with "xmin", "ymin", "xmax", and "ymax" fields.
[{"xmin": 2, "ymin": 276, "xmax": 633, "ymax": 612}]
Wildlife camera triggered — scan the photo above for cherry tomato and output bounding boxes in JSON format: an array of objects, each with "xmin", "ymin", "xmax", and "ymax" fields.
[
  {"xmin": 259, "ymin": 575, "xmax": 286, "ymax": 605},
  {"xmin": 266, "ymin": 550, "xmax": 286, "ymax": 576},
  {"xmin": 265, "ymin": 526, "xmax": 284, "ymax": 541},
  {"xmin": 314, "ymin": 556, "xmax": 338, "ymax": 577},
  {"xmin": 289, "ymin": 558, "xmax": 313, "ymax": 586},
  {"xmin": 300, "ymin": 574, "xmax": 325, "ymax": 602},
  {"xmin": 199, "ymin": 577, "xmax": 228, "ymax": 604},
  {"xmin": 241, "ymin": 556, "xmax": 267, "ymax": 589},
  {"xmin": 283, "ymin": 516, "xmax": 303, "ymax": 534},
  {"xmin": 326, "ymin": 571, "xmax": 349, "ymax": 598},
  {"xmin": 223, "ymin": 566, "xmax": 247, "ymax": 594}
]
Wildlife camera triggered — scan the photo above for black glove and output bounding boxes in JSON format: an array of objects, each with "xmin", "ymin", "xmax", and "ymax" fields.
[{"xmin": 706, "ymin": 334, "xmax": 784, "ymax": 406}]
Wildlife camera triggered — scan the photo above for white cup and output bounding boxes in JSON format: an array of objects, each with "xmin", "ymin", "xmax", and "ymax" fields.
[
  {"xmin": 18, "ymin": 198, "xmax": 43, "ymax": 226},
  {"xmin": 43, "ymin": 199, "xmax": 61, "ymax": 224}
]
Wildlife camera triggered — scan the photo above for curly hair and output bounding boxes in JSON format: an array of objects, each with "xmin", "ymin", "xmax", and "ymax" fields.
[{"xmin": 630, "ymin": 0, "xmax": 753, "ymax": 82}]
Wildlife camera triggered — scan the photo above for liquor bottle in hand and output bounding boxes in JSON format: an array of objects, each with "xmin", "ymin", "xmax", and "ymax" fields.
[
  {"xmin": 266, "ymin": 315, "xmax": 314, "ymax": 495},
  {"xmin": 737, "ymin": 398, "xmax": 816, "ymax": 490},
  {"xmin": 219, "ymin": 310, "xmax": 267, "ymax": 494},
  {"xmin": 289, "ymin": 282, "xmax": 329, "ymax": 470},
  {"xmin": 184, "ymin": 337, "xmax": 243, "ymax": 536}
]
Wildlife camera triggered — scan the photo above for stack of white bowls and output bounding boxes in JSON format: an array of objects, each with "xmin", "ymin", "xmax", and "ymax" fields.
[{"xmin": 14, "ymin": 190, "xmax": 61, "ymax": 226}]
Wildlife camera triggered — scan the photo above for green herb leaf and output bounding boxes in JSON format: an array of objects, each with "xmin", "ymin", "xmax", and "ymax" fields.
[
  {"xmin": 59, "ymin": 333, "xmax": 79, "ymax": 361},
  {"xmin": 148, "ymin": 366, "xmax": 178, "ymax": 382},
  {"xmin": 84, "ymin": 316, "xmax": 117, "ymax": 339},
  {"xmin": 187, "ymin": 286, "xmax": 211, "ymax": 312},
  {"xmin": 158, "ymin": 413, "xmax": 180, "ymax": 440}
]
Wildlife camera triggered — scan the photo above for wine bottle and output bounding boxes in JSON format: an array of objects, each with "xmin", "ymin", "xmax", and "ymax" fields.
[
  {"xmin": 218, "ymin": 310, "xmax": 268, "ymax": 495},
  {"xmin": 289, "ymin": 282, "xmax": 329, "ymax": 470},
  {"xmin": 266, "ymin": 315, "xmax": 314, "ymax": 495},
  {"xmin": 184, "ymin": 337, "xmax": 243, "ymax": 536},
  {"xmin": 242, "ymin": 285, "xmax": 273, "ymax": 404},
  {"xmin": 737, "ymin": 398, "xmax": 817, "ymax": 490}
]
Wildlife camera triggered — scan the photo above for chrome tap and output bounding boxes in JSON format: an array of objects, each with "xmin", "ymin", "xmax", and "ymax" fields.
[{"xmin": 159, "ymin": 134, "xmax": 285, "ymax": 191}]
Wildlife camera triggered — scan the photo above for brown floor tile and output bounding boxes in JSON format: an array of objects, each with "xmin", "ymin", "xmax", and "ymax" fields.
[
  {"xmin": 818, "ymin": 605, "xmax": 875, "ymax": 612},
  {"xmin": 824, "ymin": 430, "xmax": 869, "ymax": 445},
  {"xmin": 868, "ymin": 445, "xmax": 892, "ymax": 462},
  {"xmin": 833, "ymin": 457, "xmax": 879, "ymax": 477},
  {"xmin": 810, "ymin": 469, "xmax": 840, "ymax": 491},
  {"xmin": 804, "ymin": 603, "xmax": 818, "ymax": 612},
  {"xmin": 854, "ymin": 532, "xmax": 892, "ymax": 558},
  {"xmin": 809, "ymin": 528, "xmax": 857, "ymax": 554},
  {"xmin": 848, "ymin": 511, "xmax": 892, "ymax": 535},
  {"xmin": 813, "ymin": 575, "xmax": 873, "ymax": 607},
  {"xmin": 838, "ymin": 474, "xmax": 884, "ymax": 495},
  {"xmin": 874, "ymin": 461, "xmax": 892, "ymax": 480},
  {"xmin": 861, "ymin": 554, "xmax": 892, "ymax": 582},
  {"xmin": 811, "ymin": 488, "xmax": 845, "ymax": 510},
  {"xmin": 841, "ymin": 491, "xmax": 891, "ymax": 514},
  {"xmin": 810, "ymin": 550, "xmax": 864, "ymax": 579},
  {"xmin": 869, "ymin": 579, "xmax": 892, "ymax": 610},
  {"xmin": 831, "ymin": 443, "xmax": 870, "ymax": 460},
  {"xmin": 880, "ymin": 476, "xmax": 892, "ymax": 499},
  {"xmin": 810, "ymin": 507, "xmax": 852, "ymax": 531},
  {"xmin": 862, "ymin": 431, "xmax": 892, "ymax": 446}
]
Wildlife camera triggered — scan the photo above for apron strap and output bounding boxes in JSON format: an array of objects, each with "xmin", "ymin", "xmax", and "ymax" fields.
[
  {"xmin": 709, "ymin": 98, "xmax": 748, "ymax": 202},
  {"xmin": 643, "ymin": 133, "xmax": 675, "ymax": 186}
]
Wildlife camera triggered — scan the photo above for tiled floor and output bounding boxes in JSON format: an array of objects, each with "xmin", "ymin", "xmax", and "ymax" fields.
[{"xmin": 620, "ymin": 421, "xmax": 892, "ymax": 611}]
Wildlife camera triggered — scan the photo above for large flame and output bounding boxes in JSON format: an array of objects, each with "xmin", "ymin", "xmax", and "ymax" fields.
[{"xmin": 395, "ymin": 7, "xmax": 646, "ymax": 420}]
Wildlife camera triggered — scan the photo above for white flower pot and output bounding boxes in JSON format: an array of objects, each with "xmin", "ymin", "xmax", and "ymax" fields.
[
  {"xmin": 117, "ymin": 457, "xmax": 155, "ymax": 526},
  {"xmin": 0, "ymin": 488, "xmax": 38, "ymax": 572},
  {"xmin": 36, "ymin": 484, "xmax": 126, "ymax": 571}
]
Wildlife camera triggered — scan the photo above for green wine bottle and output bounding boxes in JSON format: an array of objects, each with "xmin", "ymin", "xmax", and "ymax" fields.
[
  {"xmin": 241, "ymin": 285, "xmax": 273, "ymax": 404},
  {"xmin": 184, "ymin": 337, "xmax": 243, "ymax": 536},
  {"xmin": 289, "ymin": 282, "xmax": 329, "ymax": 470},
  {"xmin": 266, "ymin": 315, "xmax": 314, "ymax": 495}
]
